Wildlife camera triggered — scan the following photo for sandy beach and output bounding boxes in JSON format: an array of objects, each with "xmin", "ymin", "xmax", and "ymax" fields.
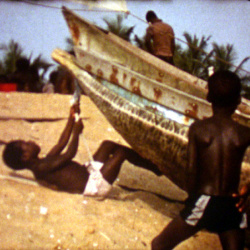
[{"xmin": 0, "ymin": 92, "xmax": 247, "ymax": 249}]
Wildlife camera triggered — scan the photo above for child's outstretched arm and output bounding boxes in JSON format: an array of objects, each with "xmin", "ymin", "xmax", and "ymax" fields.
[
  {"xmin": 35, "ymin": 119, "xmax": 83, "ymax": 174},
  {"xmin": 47, "ymin": 104, "xmax": 79, "ymax": 156},
  {"xmin": 61, "ymin": 118, "xmax": 83, "ymax": 161}
]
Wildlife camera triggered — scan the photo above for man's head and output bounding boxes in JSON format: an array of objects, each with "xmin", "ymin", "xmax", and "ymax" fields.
[
  {"xmin": 3, "ymin": 140, "xmax": 40, "ymax": 170},
  {"xmin": 146, "ymin": 11, "xmax": 158, "ymax": 23},
  {"xmin": 207, "ymin": 70, "xmax": 241, "ymax": 108}
]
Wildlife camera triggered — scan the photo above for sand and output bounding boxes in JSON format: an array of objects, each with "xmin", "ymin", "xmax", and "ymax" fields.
[{"xmin": 0, "ymin": 92, "xmax": 246, "ymax": 249}]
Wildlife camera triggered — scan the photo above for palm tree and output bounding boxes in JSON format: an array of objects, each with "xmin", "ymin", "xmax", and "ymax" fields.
[
  {"xmin": 0, "ymin": 40, "xmax": 53, "ymax": 91},
  {"xmin": 134, "ymin": 34, "xmax": 150, "ymax": 52},
  {"xmin": 30, "ymin": 54, "xmax": 53, "ymax": 82},
  {"xmin": 209, "ymin": 43, "xmax": 237, "ymax": 72},
  {"xmin": 102, "ymin": 14, "xmax": 135, "ymax": 42},
  {"xmin": 208, "ymin": 43, "xmax": 250, "ymax": 99},
  {"xmin": 173, "ymin": 33, "xmax": 249, "ymax": 86},
  {"xmin": 0, "ymin": 40, "xmax": 52, "ymax": 77},
  {"xmin": 174, "ymin": 32, "xmax": 212, "ymax": 79},
  {"xmin": 0, "ymin": 39, "xmax": 24, "ymax": 75}
]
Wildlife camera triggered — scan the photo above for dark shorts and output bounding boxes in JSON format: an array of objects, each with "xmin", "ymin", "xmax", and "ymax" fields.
[{"xmin": 180, "ymin": 194, "xmax": 247, "ymax": 233}]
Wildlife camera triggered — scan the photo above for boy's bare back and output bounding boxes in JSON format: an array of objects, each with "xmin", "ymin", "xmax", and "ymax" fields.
[
  {"xmin": 152, "ymin": 70, "xmax": 250, "ymax": 250},
  {"xmin": 188, "ymin": 110, "xmax": 250, "ymax": 196}
]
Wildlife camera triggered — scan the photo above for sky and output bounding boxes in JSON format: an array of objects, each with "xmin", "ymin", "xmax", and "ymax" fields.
[{"xmin": 0, "ymin": 0, "xmax": 249, "ymax": 77}]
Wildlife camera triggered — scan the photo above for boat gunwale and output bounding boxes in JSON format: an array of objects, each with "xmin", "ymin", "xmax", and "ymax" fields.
[
  {"xmin": 61, "ymin": 6, "xmax": 208, "ymax": 92},
  {"xmin": 62, "ymin": 6, "xmax": 250, "ymax": 120}
]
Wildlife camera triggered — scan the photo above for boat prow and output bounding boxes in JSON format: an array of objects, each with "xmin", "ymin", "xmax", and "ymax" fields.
[{"xmin": 52, "ymin": 49, "xmax": 250, "ymax": 191}]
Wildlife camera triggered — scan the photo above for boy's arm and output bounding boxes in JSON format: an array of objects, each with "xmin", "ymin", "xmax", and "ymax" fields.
[
  {"xmin": 233, "ymin": 128, "xmax": 250, "ymax": 212},
  {"xmin": 47, "ymin": 105, "xmax": 78, "ymax": 156},
  {"xmin": 36, "ymin": 119, "xmax": 83, "ymax": 174},
  {"xmin": 185, "ymin": 125, "xmax": 198, "ymax": 193}
]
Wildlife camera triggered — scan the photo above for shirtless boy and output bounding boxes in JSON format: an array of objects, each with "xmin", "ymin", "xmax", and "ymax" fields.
[
  {"xmin": 152, "ymin": 70, "xmax": 250, "ymax": 250},
  {"xmin": 3, "ymin": 104, "xmax": 161, "ymax": 196}
]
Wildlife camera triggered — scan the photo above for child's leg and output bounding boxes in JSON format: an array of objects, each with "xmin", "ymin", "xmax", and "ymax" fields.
[
  {"xmin": 94, "ymin": 140, "xmax": 162, "ymax": 177},
  {"xmin": 121, "ymin": 145, "xmax": 162, "ymax": 176},
  {"xmin": 100, "ymin": 145, "xmax": 128, "ymax": 184},
  {"xmin": 93, "ymin": 140, "xmax": 118, "ymax": 163},
  {"xmin": 219, "ymin": 229, "xmax": 245, "ymax": 250},
  {"xmin": 151, "ymin": 216, "xmax": 199, "ymax": 250},
  {"xmin": 95, "ymin": 140, "xmax": 162, "ymax": 184}
]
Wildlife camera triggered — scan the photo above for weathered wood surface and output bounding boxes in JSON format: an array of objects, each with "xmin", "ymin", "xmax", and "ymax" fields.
[
  {"xmin": 62, "ymin": 6, "xmax": 250, "ymax": 125},
  {"xmin": 62, "ymin": 6, "xmax": 207, "ymax": 98},
  {"xmin": 74, "ymin": 47, "xmax": 250, "ymax": 127},
  {"xmin": 52, "ymin": 49, "xmax": 250, "ymax": 191}
]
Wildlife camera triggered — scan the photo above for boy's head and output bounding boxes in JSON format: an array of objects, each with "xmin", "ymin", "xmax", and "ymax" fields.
[
  {"xmin": 207, "ymin": 70, "xmax": 241, "ymax": 108},
  {"xmin": 3, "ymin": 140, "xmax": 40, "ymax": 170}
]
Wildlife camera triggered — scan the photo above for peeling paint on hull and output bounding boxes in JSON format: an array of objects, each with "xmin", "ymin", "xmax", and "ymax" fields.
[
  {"xmin": 62, "ymin": 6, "xmax": 250, "ymax": 127},
  {"xmin": 52, "ymin": 49, "xmax": 250, "ymax": 190},
  {"xmin": 74, "ymin": 47, "xmax": 250, "ymax": 127}
]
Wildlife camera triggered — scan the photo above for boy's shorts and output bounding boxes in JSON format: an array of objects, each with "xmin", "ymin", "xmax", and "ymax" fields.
[
  {"xmin": 83, "ymin": 161, "xmax": 112, "ymax": 197},
  {"xmin": 180, "ymin": 194, "xmax": 247, "ymax": 233}
]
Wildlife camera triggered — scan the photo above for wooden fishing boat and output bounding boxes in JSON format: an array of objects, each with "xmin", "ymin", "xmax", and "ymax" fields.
[
  {"xmin": 61, "ymin": 6, "xmax": 250, "ymax": 119},
  {"xmin": 62, "ymin": 6, "xmax": 206, "ymax": 99},
  {"xmin": 73, "ymin": 47, "xmax": 249, "ymax": 126},
  {"xmin": 52, "ymin": 7, "xmax": 250, "ymax": 190},
  {"xmin": 52, "ymin": 49, "xmax": 250, "ymax": 190},
  {"xmin": 53, "ymin": 49, "xmax": 189, "ymax": 189}
]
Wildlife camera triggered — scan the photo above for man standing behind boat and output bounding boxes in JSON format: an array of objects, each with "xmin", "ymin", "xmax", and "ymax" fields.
[{"xmin": 145, "ymin": 11, "xmax": 175, "ymax": 65}]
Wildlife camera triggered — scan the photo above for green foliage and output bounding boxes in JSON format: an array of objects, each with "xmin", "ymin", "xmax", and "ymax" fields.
[
  {"xmin": 209, "ymin": 43, "xmax": 236, "ymax": 71},
  {"xmin": 0, "ymin": 27, "xmax": 249, "ymax": 98},
  {"xmin": 174, "ymin": 33, "xmax": 214, "ymax": 80},
  {"xmin": 103, "ymin": 14, "xmax": 135, "ymax": 42},
  {"xmin": 134, "ymin": 30, "xmax": 249, "ymax": 99},
  {"xmin": 175, "ymin": 33, "xmax": 212, "ymax": 79},
  {"xmin": 0, "ymin": 40, "xmax": 52, "ymax": 78},
  {"xmin": 0, "ymin": 40, "xmax": 53, "ymax": 92},
  {"xmin": 134, "ymin": 34, "xmax": 149, "ymax": 52},
  {"xmin": 173, "ymin": 32, "xmax": 249, "ymax": 80},
  {"xmin": 172, "ymin": 33, "xmax": 249, "ymax": 99},
  {"xmin": 0, "ymin": 40, "xmax": 24, "ymax": 75}
]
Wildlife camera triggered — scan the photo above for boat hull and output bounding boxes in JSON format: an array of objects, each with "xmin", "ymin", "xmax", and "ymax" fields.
[
  {"xmin": 62, "ymin": 6, "xmax": 250, "ymax": 126},
  {"xmin": 74, "ymin": 47, "xmax": 250, "ymax": 127},
  {"xmin": 62, "ymin": 6, "xmax": 207, "ymax": 99},
  {"xmin": 74, "ymin": 47, "xmax": 210, "ymax": 122},
  {"xmin": 52, "ymin": 49, "xmax": 189, "ymax": 189},
  {"xmin": 52, "ymin": 49, "xmax": 250, "ymax": 190}
]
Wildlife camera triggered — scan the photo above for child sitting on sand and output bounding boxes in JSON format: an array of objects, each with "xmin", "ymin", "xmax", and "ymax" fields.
[
  {"xmin": 2, "ymin": 104, "xmax": 161, "ymax": 197},
  {"xmin": 151, "ymin": 70, "xmax": 250, "ymax": 250}
]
